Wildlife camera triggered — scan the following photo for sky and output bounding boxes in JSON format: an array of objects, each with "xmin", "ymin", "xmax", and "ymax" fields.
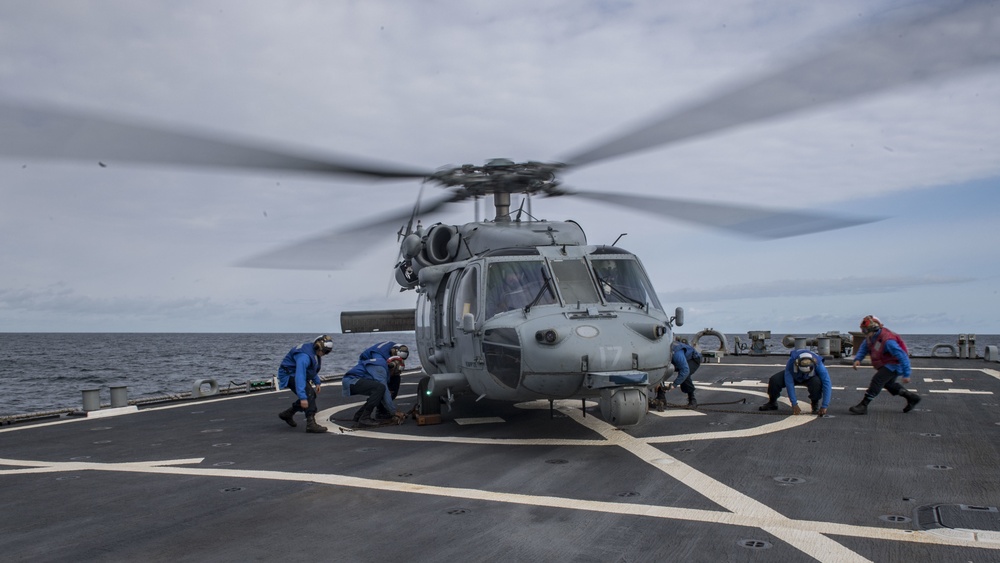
[{"xmin": 1, "ymin": 0, "xmax": 999, "ymax": 335}]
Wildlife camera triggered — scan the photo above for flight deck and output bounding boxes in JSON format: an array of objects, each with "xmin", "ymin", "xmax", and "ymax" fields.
[{"xmin": 1, "ymin": 355, "xmax": 998, "ymax": 562}]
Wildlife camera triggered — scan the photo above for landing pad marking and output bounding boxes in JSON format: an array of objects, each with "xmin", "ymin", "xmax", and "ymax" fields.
[{"xmin": 454, "ymin": 417, "xmax": 505, "ymax": 425}]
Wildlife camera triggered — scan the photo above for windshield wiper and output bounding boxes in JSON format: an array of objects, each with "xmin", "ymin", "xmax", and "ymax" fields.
[
  {"xmin": 525, "ymin": 267, "xmax": 556, "ymax": 313},
  {"xmin": 594, "ymin": 269, "xmax": 645, "ymax": 309}
]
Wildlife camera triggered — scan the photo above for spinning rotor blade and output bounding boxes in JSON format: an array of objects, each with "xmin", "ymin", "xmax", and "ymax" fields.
[
  {"xmin": 0, "ymin": 101, "xmax": 431, "ymax": 179},
  {"xmin": 570, "ymin": 190, "xmax": 881, "ymax": 239},
  {"xmin": 236, "ymin": 189, "xmax": 464, "ymax": 270},
  {"xmin": 563, "ymin": 1, "xmax": 1000, "ymax": 168}
]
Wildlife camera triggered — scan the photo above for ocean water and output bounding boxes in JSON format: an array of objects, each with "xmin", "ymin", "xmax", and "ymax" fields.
[
  {"xmin": 0, "ymin": 333, "xmax": 417, "ymax": 417},
  {"xmin": 1, "ymin": 332, "xmax": 995, "ymax": 417}
]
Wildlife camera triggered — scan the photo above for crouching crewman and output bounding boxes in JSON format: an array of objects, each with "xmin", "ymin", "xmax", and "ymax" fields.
[
  {"xmin": 342, "ymin": 341, "xmax": 408, "ymax": 427},
  {"xmin": 759, "ymin": 349, "xmax": 831, "ymax": 416}
]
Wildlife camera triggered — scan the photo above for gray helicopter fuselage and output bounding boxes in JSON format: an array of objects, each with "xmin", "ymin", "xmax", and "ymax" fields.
[{"xmin": 408, "ymin": 220, "xmax": 677, "ymax": 416}]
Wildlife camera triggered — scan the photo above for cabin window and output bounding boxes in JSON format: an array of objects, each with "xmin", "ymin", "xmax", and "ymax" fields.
[
  {"xmin": 550, "ymin": 258, "xmax": 601, "ymax": 305},
  {"xmin": 485, "ymin": 261, "xmax": 555, "ymax": 318},
  {"xmin": 591, "ymin": 258, "xmax": 664, "ymax": 311}
]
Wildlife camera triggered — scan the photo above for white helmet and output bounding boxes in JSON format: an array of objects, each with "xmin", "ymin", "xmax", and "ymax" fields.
[
  {"xmin": 314, "ymin": 335, "xmax": 334, "ymax": 354},
  {"xmin": 795, "ymin": 352, "xmax": 816, "ymax": 374}
]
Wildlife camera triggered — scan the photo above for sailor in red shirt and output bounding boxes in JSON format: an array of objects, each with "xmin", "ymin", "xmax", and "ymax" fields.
[{"xmin": 848, "ymin": 315, "xmax": 921, "ymax": 415}]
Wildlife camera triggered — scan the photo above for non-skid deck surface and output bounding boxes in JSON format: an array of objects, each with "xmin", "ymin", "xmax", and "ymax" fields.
[{"xmin": 2, "ymin": 356, "xmax": 998, "ymax": 562}]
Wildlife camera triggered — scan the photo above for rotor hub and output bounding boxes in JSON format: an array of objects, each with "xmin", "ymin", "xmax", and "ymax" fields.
[{"xmin": 429, "ymin": 160, "xmax": 564, "ymax": 198}]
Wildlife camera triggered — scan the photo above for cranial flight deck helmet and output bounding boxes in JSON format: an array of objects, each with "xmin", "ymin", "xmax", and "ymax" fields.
[
  {"xmin": 860, "ymin": 315, "xmax": 882, "ymax": 335},
  {"xmin": 795, "ymin": 352, "xmax": 816, "ymax": 374},
  {"xmin": 313, "ymin": 334, "xmax": 334, "ymax": 354},
  {"xmin": 392, "ymin": 344, "xmax": 409, "ymax": 360}
]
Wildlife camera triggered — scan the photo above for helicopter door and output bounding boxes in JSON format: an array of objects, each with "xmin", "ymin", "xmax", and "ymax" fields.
[{"xmin": 452, "ymin": 265, "xmax": 483, "ymax": 376}]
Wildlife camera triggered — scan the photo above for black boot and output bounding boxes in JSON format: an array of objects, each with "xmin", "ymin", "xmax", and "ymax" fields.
[
  {"xmin": 900, "ymin": 390, "xmax": 921, "ymax": 413},
  {"xmin": 758, "ymin": 401, "xmax": 778, "ymax": 411},
  {"xmin": 686, "ymin": 394, "xmax": 698, "ymax": 409},
  {"xmin": 849, "ymin": 397, "xmax": 870, "ymax": 415},
  {"xmin": 356, "ymin": 408, "xmax": 379, "ymax": 428},
  {"xmin": 278, "ymin": 407, "xmax": 297, "ymax": 427},
  {"xmin": 305, "ymin": 414, "xmax": 328, "ymax": 433},
  {"xmin": 811, "ymin": 401, "xmax": 820, "ymax": 415}
]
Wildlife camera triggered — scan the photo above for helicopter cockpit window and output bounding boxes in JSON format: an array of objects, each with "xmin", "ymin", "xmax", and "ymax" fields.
[
  {"xmin": 549, "ymin": 258, "xmax": 601, "ymax": 305},
  {"xmin": 591, "ymin": 258, "xmax": 664, "ymax": 311},
  {"xmin": 486, "ymin": 261, "xmax": 555, "ymax": 318},
  {"xmin": 454, "ymin": 266, "xmax": 480, "ymax": 325}
]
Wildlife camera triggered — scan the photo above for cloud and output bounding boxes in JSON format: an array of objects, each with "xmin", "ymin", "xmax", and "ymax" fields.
[{"xmin": 1, "ymin": 1, "xmax": 999, "ymax": 333}]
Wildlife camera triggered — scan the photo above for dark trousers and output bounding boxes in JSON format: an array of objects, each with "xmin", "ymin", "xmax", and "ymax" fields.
[
  {"xmin": 767, "ymin": 371, "xmax": 822, "ymax": 405},
  {"xmin": 350, "ymin": 378, "xmax": 386, "ymax": 414},
  {"xmin": 864, "ymin": 366, "xmax": 905, "ymax": 401},
  {"xmin": 389, "ymin": 373, "xmax": 401, "ymax": 400},
  {"xmin": 287, "ymin": 382, "xmax": 318, "ymax": 416},
  {"xmin": 686, "ymin": 358, "xmax": 701, "ymax": 394},
  {"xmin": 678, "ymin": 376, "xmax": 696, "ymax": 397}
]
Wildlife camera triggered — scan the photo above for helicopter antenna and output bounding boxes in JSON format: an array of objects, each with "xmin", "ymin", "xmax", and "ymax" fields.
[
  {"xmin": 514, "ymin": 197, "xmax": 526, "ymax": 222},
  {"xmin": 612, "ymin": 233, "xmax": 627, "ymax": 246}
]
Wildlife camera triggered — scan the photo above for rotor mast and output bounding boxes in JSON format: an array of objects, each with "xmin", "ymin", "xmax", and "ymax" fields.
[{"xmin": 493, "ymin": 192, "xmax": 511, "ymax": 222}]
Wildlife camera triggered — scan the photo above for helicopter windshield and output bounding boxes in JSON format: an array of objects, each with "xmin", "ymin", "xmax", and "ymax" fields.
[
  {"xmin": 591, "ymin": 257, "xmax": 664, "ymax": 311},
  {"xmin": 549, "ymin": 258, "xmax": 601, "ymax": 305},
  {"xmin": 486, "ymin": 261, "xmax": 557, "ymax": 318}
]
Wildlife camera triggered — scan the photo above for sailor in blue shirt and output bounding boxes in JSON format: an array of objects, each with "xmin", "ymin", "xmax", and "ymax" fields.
[
  {"xmin": 342, "ymin": 341, "xmax": 409, "ymax": 427},
  {"xmin": 276, "ymin": 335, "xmax": 333, "ymax": 433},
  {"xmin": 654, "ymin": 341, "xmax": 702, "ymax": 409},
  {"xmin": 759, "ymin": 349, "xmax": 832, "ymax": 415}
]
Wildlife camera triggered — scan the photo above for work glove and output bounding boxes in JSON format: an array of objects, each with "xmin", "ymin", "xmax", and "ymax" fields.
[{"xmin": 817, "ymin": 408, "xmax": 828, "ymax": 416}]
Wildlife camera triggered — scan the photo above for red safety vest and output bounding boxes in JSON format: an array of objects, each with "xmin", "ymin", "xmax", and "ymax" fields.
[{"xmin": 868, "ymin": 328, "xmax": 908, "ymax": 369}]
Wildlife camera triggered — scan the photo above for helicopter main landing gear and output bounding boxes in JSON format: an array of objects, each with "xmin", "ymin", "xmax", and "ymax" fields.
[{"xmin": 415, "ymin": 376, "xmax": 442, "ymax": 425}]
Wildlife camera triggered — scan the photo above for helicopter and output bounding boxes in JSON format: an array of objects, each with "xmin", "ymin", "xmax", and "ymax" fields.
[{"xmin": 1, "ymin": 1, "xmax": 997, "ymax": 425}]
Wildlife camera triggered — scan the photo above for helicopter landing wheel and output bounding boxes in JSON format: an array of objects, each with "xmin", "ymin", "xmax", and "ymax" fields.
[{"xmin": 416, "ymin": 376, "xmax": 441, "ymax": 416}]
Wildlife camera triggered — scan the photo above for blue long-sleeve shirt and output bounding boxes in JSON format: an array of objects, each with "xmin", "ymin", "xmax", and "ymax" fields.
[
  {"xmin": 784, "ymin": 349, "xmax": 832, "ymax": 409},
  {"xmin": 342, "ymin": 341, "xmax": 398, "ymax": 412},
  {"xmin": 277, "ymin": 342, "xmax": 322, "ymax": 401},
  {"xmin": 670, "ymin": 343, "xmax": 702, "ymax": 386}
]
